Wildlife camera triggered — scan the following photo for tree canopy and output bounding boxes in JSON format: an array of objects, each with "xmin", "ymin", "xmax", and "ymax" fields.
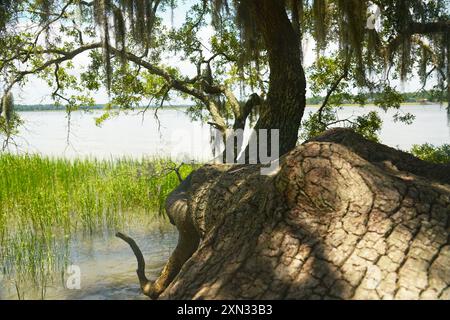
[{"xmin": 0, "ymin": 0, "xmax": 449, "ymax": 152}]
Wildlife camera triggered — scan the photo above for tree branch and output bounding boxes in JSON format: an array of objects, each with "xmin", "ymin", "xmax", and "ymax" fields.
[
  {"xmin": 110, "ymin": 47, "xmax": 209, "ymax": 104},
  {"xmin": 317, "ymin": 53, "xmax": 352, "ymax": 126},
  {"xmin": 408, "ymin": 21, "xmax": 450, "ymax": 35},
  {"xmin": 115, "ymin": 232, "xmax": 152, "ymax": 295},
  {"xmin": 386, "ymin": 21, "xmax": 450, "ymax": 56},
  {"xmin": 5, "ymin": 42, "xmax": 103, "ymax": 94},
  {"xmin": 21, "ymin": 0, "xmax": 74, "ymax": 64},
  {"xmin": 5, "ymin": 41, "xmax": 232, "ymax": 134}
]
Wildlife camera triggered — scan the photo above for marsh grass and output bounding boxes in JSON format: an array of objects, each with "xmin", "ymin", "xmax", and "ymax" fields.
[{"xmin": 0, "ymin": 154, "xmax": 195, "ymax": 297}]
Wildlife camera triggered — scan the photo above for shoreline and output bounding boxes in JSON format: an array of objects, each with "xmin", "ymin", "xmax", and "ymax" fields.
[
  {"xmin": 15, "ymin": 102, "xmax": 449, "ymax": 112},
  {"xmin": 305, "ymin": 102, "xmax": 448, "ymax": 108}
]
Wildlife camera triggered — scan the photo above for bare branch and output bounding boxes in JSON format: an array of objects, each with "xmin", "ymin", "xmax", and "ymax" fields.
[{"xmin": 115, "ymin": 232, "xmax": 151, "ymax": 295}]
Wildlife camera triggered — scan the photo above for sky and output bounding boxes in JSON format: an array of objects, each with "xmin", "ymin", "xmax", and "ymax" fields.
[{"xmin": 10, "ymin": 1, "xmax": 437, "ymax": 105}]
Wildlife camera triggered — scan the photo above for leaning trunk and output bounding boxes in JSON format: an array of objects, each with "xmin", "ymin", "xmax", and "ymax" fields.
[
  {"xmin": 447, "ymin": 33, "xmax": 450, "ymax": 111},
  {"xmin": 249, "ymin": 0, "xmax": 306, "ymax": 156}
]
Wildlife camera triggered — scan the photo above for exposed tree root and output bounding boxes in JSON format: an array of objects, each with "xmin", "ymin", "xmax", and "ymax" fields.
[{"xmin": 121, "ymin": 128, "xmax": 450, "ymax": 300}]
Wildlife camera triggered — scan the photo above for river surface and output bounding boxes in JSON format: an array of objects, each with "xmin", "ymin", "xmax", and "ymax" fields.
[
  {"xmin": 1, "ymin": 104, "xmax": 449, "ymax": 300},
  {"xmin": 10, "ymin": 105, "xmax": 450, "ymax": 160},
  {"xmin": 0, "ymin": 222, "xmax": 178, "ymax": 300}
]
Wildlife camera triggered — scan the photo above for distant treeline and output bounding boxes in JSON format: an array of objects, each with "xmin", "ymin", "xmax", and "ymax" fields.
[
  {"xmin": 13, "ymin": 104, "xmax": 192, "ymax": 111},
  {"xmin": 306, "ymin": 90, "xmax": 446, "ymax": 105},
  {"xmin": 14, "ymin": 91, "xmax": 446, "ymax": 111},
  {"xmin": 14, "ymin": 104, "xmax": 107, "ymax": 111}
]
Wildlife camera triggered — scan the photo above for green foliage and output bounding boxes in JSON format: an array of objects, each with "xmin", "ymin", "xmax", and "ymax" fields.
[
  {"xmin": 80, "ymin": 50, "xmax": 103, "ymax": 91},
  {"xmin": 302, "ymin": 55, "xmax": 391, "ymax": 142},
  {"xmin": 0, "ymin": 112, "xmax": 23, "ymax": 139},
  {"xmin": 374, "ymin": 85, "xmax": 405, "ymax": 111},
  {"xmin": 94, "ymin": 109, "xmax": 116, "ymax": 126},
  {"xmin": 186, "ymin": 103, "xmax": 208, "ymax": 122},
  {"xmin": 0, "ymin": 0, "xmax": 448, "ymax": 147},
  {"xmin": 308, "ymin": 55, "xmax": 350, "ymax": 102},
  {"xmin": 0, "ymin": 92, "xmax": 23, "ymax": 147},
  {"xmin": 393, "ymin": 112, "xmax": 415, "ymax": 124},
  {"xmin": 351, "ymin": 111, "xmax": 382, "ymax": 142},
  {"xmin": 300, "ymin": 104, "xmax": 336, "ymax": 140},
  {"xmin": 411, "ymin": 143, "xmax": 450, "ymax": 164},
  {"xmin": 301, "ymin": 107, "xmax": 382, "ymax": 142}
]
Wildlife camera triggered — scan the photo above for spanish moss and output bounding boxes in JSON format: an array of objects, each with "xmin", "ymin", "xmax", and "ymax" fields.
[{"xmin": 1, "ymin": 91, "xmax": 13, "ymax": 123}]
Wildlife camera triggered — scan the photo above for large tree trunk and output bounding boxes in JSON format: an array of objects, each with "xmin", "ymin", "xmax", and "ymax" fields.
[
  {"xmin": 248, "ymin": 0, "xmax": 306, "ymax": 156},
  {"xmin": 141, "ymin": 128, "xmax": 450, "ymax": 300},
  {"xmin": 447, "ymin": 33, "xmax": 449, "ymax": 111}
]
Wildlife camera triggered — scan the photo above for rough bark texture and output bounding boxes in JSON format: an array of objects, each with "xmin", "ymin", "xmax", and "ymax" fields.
[{"xmin": 156, "ymin": 128, "xmax": 450, "ymax": 300}]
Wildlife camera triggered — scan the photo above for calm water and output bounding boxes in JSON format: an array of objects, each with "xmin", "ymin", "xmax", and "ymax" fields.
[
  {"xmin": 1, "ymin": 104, "xmax": 449, "ymax": 300},
  {"xmin": 0, "ymin": 222, "xmax": 178, "ymax": 300},
  {"xmin": 14, "ymin": 109, "xmax": 214, "ymax": 161},
  {"xmin": 11, "ymin": 105, "xmax": 450, "ymax": 160}
]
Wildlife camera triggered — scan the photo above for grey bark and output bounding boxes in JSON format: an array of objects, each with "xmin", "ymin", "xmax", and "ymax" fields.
[{"xmin": 140, "ymin": 128, "xmax": 450, "ymax": 300}]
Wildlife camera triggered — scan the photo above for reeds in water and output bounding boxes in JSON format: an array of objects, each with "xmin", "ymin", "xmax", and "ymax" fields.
[{"xmin": 0, "ymin": 154, "xmax": 195, "ymax": 297}]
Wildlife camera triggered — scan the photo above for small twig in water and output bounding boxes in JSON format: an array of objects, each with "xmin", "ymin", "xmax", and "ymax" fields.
[{"xmin": 115, "ymin": 232, "xmax": 150, "ymax": 292}]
